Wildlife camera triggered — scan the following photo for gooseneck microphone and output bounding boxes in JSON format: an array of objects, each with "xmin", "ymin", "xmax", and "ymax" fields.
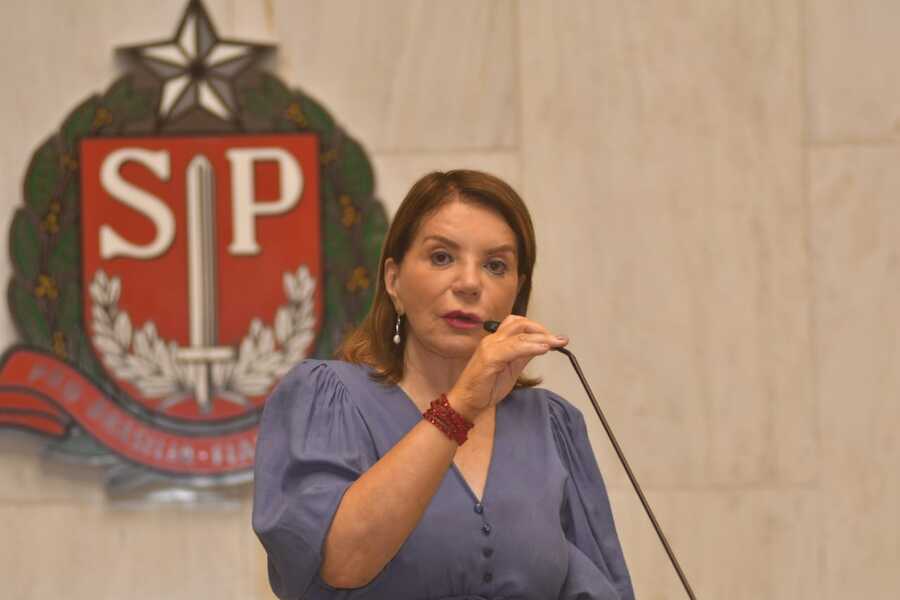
[{"xmin": 483, "ymin": 320, "xmax": 697, "ymax": 600}]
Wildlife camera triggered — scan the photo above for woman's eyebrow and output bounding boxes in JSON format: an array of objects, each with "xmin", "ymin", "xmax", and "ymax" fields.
[
  {"xmin": 422, "ymin": 234, "xmax": 460, "ymax": 249},
  {"xmin": 423, "ymin": 235, "xmax": 516, "ymax": 256},
  {"xmin": 486, "ymin": 244, "xmax": 516, "ymax": 255}
]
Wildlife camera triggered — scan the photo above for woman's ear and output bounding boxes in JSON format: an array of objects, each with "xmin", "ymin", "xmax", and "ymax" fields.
[{"xmin": 384, "ymin": 258, "xmax": 403, "ymax": 314}]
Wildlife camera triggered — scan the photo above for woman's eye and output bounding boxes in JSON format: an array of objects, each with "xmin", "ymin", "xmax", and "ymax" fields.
[
  {"xmin": 430, "ymin": 251, "xmax": 452, "ymax": 266},
  {"xmin": 485, "ymin": 259, "xmax": 508, "ymax": 275}
]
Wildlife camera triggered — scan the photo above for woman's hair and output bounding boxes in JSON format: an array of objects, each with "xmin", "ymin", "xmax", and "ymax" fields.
[{"xmin": 337, "ymin": 169, "xmax": 539, "ymax": 386}]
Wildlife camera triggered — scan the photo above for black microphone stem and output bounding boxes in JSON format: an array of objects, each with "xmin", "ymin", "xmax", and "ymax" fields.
[
  {"xmin": 554, "ymin": 346, "xmax": 697, "ymax": 600},
  {"xmin": 482, "ymin": 320, "xmax": 697, "ymax": 599}
]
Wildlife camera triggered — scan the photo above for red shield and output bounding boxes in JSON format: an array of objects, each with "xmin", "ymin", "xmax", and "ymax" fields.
[{"xmin": 80, "ymin": 134, "xmax": 321, "ymax": 423}]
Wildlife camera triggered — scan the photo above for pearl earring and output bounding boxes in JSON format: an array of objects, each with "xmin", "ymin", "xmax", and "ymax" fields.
[{"xmin": 393, "ymin": 315, "xmax": 402, "ymax": 345}]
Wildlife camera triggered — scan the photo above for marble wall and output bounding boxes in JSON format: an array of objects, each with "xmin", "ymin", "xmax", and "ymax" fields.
[{"xmin": 0, "ymin": 1, "xmax": 896, "ymax": 598}]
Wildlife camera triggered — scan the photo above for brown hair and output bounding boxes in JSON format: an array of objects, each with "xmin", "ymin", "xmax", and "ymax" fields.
[{"xmin": 337, "ymin": 169, "xmax": 539, "ymax": 386}]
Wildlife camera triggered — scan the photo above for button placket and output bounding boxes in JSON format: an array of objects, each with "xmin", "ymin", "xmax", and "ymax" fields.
[
  {"xmin": 474, "ymin": 501, "xmax": 492, "ymax": 537},
  {"xmin": 475, "ymin": 501, "xmax": 494, "ymax": 589}
]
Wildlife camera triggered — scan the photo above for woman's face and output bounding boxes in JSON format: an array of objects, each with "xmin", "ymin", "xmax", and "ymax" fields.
[{"xmin": 385, "ymin": 200, "xmax": 521, "ymax": 360}]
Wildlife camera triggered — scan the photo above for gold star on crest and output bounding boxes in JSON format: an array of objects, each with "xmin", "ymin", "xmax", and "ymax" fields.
[{"xmin": 119, "ymin": 0, "xmax": 273, "ymax": 125}]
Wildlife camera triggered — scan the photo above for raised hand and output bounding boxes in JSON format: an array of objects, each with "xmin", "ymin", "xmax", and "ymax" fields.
[{"xmin": 447, "ymin": 315, "xmax": 568, "ymax": 421}]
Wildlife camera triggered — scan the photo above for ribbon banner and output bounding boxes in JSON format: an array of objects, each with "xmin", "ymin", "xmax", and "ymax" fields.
[{"xmin": 0, "ymin": 347, "xmax": 257, "ymax": 476}]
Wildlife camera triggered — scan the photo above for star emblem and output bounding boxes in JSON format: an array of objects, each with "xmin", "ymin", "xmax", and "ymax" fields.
[{"xmin": 119, "ymin": 0, "xmax": 273, "ymax": 124}]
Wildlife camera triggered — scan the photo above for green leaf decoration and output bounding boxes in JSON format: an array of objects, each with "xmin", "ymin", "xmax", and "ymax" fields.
[
  {"xmin": 323, "ymin": 210, "xmax": 353, "ymax": 273},
  {"xmin": 103, "ymin": 77, "xmax": 132, "ymax": 109},
  {"xmin": 260, "ymin": 74, "xmax": 292, "ymax": 110},
  {"xmin": 103, "ymin": 77, "xmax": 153, "ymax": 122},
  {"xmin": 337, "ymin": 137, "xmax": 374, "ymax": 197},
  {"xmin": 241, "ymin": 73, "xmax": 292, "ymax": 121},
  {"xmin": 272, "ymin": 115, "xmax": 299, "ymax": 133},
  {"xmin": 313, "ymin": 179, "xmax": 345, "ymax": 359},
  {"xmin": 67, "ymin": 326, "xmax": 106, "ymax": 383},
  {"xmin": 47, "ymin": 226, "xmax": 79, "ymax": 279},
  {"xmin": 298, "ymin": 94, "xmax": 334, "ymax": 134},
  {"xmin": 9, "ymin": 210, "xmax": 41, "ymax": 283},
  {"xmin": 8, "ymin": 279, "xmax": 51, "ymax": 348},
  {"xmin": 56, "ymin": 283, "xmax": 82, "ymax": 335},
  {"xmin": 23, "ymin": 140, "xmax": 61, "ymax": 216},
  {"xmin": 361, "ymin": 202, "xmax": 388, "ymax": 267},
  {"xmin": 61, "ymin": 96, "xmax": 100, "ymax": 152},
  {"xmin": 240, "ymin": 86, "xmax": 271, "ymax": 119},
  {"xmin": 60, "ymin": 183, "xmax": 80, "ymax": 220},
  {"xmin": 321, "ymin": 176, "xmax": 336, "ymax": 202}
]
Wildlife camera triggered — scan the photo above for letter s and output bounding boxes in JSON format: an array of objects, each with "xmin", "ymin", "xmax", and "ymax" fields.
[{"xmin": 99, "ymin": 148, "xmax": 175, "ymax": 260}]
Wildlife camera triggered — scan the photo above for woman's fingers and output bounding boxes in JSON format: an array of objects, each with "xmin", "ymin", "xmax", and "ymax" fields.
[
  {"xmin": 484, "ymin": 332, "xmax": 567, "ymax": 365},
  {"xmin": 495, "ymin": 315, "xmax": 568, "ymax": 347},
  {"xmin": 510, "ymin": 332, "xmax": 567, "ymax": 348},
  {"xmin": 482, "ymin": 318, "xmax": 568, "ymax": 363},
  {"xmin": 496, "ymin": 315, "xmax": 544, "ymax": 334}
]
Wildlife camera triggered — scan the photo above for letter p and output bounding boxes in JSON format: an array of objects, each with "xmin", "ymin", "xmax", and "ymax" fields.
[{"xmin": 226, "ymin": 147, "xmax": 303, "ymax": 255}]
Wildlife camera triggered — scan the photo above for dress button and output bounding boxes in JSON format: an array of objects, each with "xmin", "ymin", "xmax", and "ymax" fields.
[
  {"xmin": 483, "ymin": 571, "xmax": 493, "ymax": 583},
  {"xmin": 474, "ymin": 502, "xmax": 484, "ymax": 514},
  {"xmin": 481, "ymin": 522, "xmax": 492, "ymax": 535},
  {"xmin": 482, "ymin": 547, "xmax": 494, "ymax": 558}
]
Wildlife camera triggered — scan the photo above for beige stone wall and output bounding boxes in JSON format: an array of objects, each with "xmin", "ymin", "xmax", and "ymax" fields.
[{"xmin": 0, "ymin": 1, "xmax": 896, "ymax": 598}]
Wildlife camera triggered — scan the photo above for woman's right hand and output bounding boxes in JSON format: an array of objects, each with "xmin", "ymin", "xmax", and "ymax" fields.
[{"xmin": 447, "ymin": 315, "xmax": 568, "ymax": 421}]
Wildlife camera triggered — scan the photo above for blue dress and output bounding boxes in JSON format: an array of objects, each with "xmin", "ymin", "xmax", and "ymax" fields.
[{"xmin": 252, "ymin": 360, "xmax": 635, "ymax": 600}]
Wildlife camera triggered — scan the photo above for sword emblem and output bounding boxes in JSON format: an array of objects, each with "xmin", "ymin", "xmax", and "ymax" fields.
[{"xmin": 174, "ymin": 154, "xmax": 235, "ymax": 413}]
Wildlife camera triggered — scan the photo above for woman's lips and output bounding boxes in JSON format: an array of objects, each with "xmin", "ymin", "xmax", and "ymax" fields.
[{"xmin": 442, "ymin": 311, "xmax": 482, "ymax": 330}]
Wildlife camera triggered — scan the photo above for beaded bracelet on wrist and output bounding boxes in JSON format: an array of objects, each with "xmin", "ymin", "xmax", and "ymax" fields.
[{"xmin": 422, "ymin": 394, "xmax": 474, "ymax": 445}]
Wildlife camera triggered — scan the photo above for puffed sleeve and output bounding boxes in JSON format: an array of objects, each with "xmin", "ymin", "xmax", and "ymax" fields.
[
  {"xmin": 252, "ymin": 360, "xmax": 377, "ymax": 599},
  {"xmin": 549, "ymin": 395, "xmax": 636, "ymax": 600}
]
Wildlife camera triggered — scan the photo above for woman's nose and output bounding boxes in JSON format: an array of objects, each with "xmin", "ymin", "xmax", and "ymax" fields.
[{"xmin": 452, "ymin": 262, "xmax": 482, "ymax": 297}]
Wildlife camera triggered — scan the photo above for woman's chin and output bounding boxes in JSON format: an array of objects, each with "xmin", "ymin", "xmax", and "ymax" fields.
[{"xmin": 417, "ymin": 336, "xmax": 479, "ymax": 361}]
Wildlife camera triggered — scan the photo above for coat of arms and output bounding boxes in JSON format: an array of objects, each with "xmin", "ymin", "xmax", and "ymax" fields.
[{"xmin": 0, "ymin": 0, "xmax": 386, "ymax": 494}]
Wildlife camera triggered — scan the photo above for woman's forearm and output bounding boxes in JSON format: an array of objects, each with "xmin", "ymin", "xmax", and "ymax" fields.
[{"xmin": 319, "ymin": 418, "xmax": 459, "ymax": 589}]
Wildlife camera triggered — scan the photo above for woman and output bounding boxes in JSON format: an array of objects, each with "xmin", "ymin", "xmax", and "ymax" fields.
[{"xmin": 253, "ymin": 170, "xmax": 634, "ymax": 599}]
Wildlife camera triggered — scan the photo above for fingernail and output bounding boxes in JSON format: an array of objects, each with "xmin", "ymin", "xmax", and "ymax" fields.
[{"xmin": 556, "ymin": 335, "xmax": 568, "ymax": 342}]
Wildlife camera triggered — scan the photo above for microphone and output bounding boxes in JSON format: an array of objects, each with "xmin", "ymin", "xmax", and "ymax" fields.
[{"xmin": 483, "ymin": 320, "xmax": 698, "ymax": 600}]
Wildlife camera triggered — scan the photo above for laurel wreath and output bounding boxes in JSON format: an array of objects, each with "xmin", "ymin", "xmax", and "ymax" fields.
[
  {"xmin": 89, "ymin": 270, "xmax": 184, "ymax": 398},
  {"xmin": 9, "ymin": 69, "xmax": 386, "ymax": 459},
  {"xmin": 89, "ymin": 265, "xmax": 316, "ymax": 403},
  {"xmin": 225, "ymin": 265, "xmax": 317, "ymax": 395}
]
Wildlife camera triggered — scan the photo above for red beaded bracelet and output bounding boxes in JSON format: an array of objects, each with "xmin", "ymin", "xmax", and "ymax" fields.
[{"xmin": 423, "ymin": 394, "xmax": 474, "ymax": 445}]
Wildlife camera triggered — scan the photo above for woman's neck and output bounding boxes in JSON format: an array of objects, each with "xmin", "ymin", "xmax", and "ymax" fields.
[{"xmin": 398, "ymin": 340, "xmax": 469, "ymax": 411}]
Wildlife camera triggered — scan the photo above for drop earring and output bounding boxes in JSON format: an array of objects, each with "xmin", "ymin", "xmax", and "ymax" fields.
[{"xmin": 393, "ymin": 315, "xmax": 402, "ymax": 345}]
